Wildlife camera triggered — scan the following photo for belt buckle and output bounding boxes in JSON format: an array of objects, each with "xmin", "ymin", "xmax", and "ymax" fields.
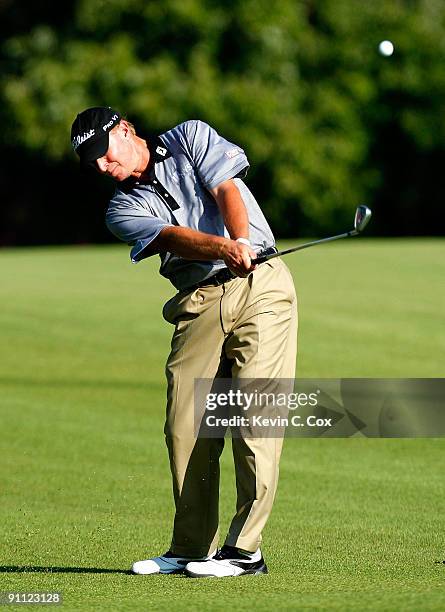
[{"xmin": 214, "ymin": 269, "xmax": 233, "ymax": 286}]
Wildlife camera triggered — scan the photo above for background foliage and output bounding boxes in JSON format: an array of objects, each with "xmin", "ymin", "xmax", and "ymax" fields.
[{"xmin": 1, "ymin": 0, "xmax": 445, "ymax": 244}]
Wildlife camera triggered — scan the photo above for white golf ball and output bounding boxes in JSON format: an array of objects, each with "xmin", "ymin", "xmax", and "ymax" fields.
[{"xmin": 378, "ymin": 40, "xmax": 394, "ymax": 57}]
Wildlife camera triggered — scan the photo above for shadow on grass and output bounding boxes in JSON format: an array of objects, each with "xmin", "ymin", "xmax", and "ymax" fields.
[
  {"xmin": 0, "ymin": 566, "xmax": 132, "ymax": 574},
  {"xmin": 0, "ymin": 377, "xmax": 163, "ymax": 391}
]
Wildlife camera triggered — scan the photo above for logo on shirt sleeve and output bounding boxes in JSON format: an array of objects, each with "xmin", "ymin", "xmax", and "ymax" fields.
[{"xmin": 225, "ymin": 147, "xmax": 243, "ymax": 159}]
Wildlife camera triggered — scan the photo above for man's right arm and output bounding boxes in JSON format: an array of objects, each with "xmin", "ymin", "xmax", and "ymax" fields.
[{"xmin": 150, "ymin": 226, "xmax": 256, "ymax": 277}]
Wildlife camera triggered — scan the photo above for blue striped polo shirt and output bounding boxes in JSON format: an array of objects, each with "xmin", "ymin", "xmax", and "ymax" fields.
[{"xmin": 105, "ymin": 120, "xmax": 275, "ymax": 290}]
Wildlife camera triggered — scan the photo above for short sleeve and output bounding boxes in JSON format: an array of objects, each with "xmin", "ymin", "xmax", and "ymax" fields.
[
  {"xmin": 179, "ymin": 120, "xmax": 249, "ymax": 189},
  {"xmin": 105, "ymin": 198, "xmax": 173, "ymax": 263}
]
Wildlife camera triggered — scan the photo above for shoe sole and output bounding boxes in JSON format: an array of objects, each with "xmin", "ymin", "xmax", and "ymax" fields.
[
  {"xmin": 132, "ymin": 566, "xmax": 188, "ymax": 575},
  {"xmin": 133, "ymin": 566, "xmax": 189, "ymax": 575},
  {"xmin": 185, "ymin": 563, "xmax": 268, "ymax": 578}
]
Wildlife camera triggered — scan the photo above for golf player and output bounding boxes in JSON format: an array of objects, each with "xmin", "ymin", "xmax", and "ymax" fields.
[{"xmin": 71, "ymin": 107, "xmax": 297, "ymax": 578}]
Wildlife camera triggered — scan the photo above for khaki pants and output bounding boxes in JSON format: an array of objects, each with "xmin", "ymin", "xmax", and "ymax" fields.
[{"xmin": 162, "ymin": 258, "xmax": 297, "ymax": 556}]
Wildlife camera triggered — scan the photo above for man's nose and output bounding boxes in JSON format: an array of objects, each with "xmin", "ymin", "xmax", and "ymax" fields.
[{"xmin": 96, "ymin": 157, "xmax": 108, "ymax": 173}]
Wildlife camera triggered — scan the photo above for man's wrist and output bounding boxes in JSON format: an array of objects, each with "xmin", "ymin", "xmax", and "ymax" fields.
[{"xmin": 236, "ymin": 237, "xmax": 251, "ymax": 247}]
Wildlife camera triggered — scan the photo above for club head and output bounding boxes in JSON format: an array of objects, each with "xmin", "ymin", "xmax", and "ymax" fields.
[{"xmin": 353, "ymin": 205, "xmax": 372, "ymax": 234}]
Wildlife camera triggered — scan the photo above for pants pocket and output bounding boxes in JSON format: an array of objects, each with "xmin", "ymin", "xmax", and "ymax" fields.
[{"xmin": 162, "ymin": 289, "xmax": 208, "ymax": 324}]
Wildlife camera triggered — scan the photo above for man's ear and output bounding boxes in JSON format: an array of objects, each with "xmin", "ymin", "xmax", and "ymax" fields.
[{"xmin": 117, "ymin": 120, "xmax": 130, "ymax": 138}]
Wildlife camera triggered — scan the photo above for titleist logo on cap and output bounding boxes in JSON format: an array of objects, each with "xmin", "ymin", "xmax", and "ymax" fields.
[{"xmin": 72, "ymin": 129, "xmax": 95, "ymax": 150}]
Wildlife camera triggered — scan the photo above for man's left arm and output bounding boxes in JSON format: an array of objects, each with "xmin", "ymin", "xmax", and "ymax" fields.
[
  {"xmin": 210, "ymin": 179, "xmax": 250, "ymax": 243},
  {"xmin": 209, "ymin": 179, "xmax": 257, "ymax": 272}
]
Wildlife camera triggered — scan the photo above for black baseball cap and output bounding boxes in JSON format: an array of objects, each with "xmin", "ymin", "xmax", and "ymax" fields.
[{"xmin": 71, "ymin": 106, "xmax": 122, "ymax": 165}]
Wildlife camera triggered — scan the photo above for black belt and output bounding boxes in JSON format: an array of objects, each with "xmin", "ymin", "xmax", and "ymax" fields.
[{"xmin": 185, "ymin": 246, "xmax": 277, "ymax": 292}]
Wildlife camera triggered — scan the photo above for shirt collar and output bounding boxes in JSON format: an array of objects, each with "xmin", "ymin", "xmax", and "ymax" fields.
[
  {"xmin": 149, "ymin": 134, "xmax": 172, "ymax": 165},
  {"xmin": 120, "ymin": 133, "xmax": 171, "ymax": 191}
]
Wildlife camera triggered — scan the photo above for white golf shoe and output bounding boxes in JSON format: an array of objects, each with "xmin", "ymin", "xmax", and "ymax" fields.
[
  {"xmin": 132, "ymin": 550, "xmax": 214, "ymax": 575},
  {"xmin": 185, "ymin": 545, "xmax": 268, "ymax": 578}
]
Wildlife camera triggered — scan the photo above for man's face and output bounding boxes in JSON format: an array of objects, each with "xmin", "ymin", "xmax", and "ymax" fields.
[{"xmin": 95, "ymin": 123, "xmax": 139, "ymax": 181}]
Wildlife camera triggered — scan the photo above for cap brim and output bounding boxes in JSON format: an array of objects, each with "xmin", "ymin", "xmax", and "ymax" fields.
[{"xmin": 79, "ymin": 133, "xmax": 109, "ymax": 167}]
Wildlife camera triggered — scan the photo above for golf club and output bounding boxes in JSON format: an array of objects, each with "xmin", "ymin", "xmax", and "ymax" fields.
[{"xmin": 252, "ymin": 205, "xmax": 372, "ymax": 264}]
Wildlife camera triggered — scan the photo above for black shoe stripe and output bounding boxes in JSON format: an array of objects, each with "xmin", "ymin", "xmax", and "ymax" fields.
[
  {"xmin": 243, "ymin": 563, "xmax": 268, "ymax": 575},
  {"xmin": 228, "ymin": 559, "xmax": 266, "ymax": 571}
]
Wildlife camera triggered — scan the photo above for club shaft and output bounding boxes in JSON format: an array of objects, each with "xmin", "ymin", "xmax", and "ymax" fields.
[{"xmin": 253, "ymin": 230, "xmax": 356, "ymax": 264}]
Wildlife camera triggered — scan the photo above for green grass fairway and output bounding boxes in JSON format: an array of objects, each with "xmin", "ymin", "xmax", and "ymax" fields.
[{"xmin": 1, "ymin": 240, "xmax": 444, "ymax": 611}]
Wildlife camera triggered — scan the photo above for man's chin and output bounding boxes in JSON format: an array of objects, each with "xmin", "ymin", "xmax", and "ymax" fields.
[{"xmin": 112, "ymin": 170, "xmax": 131, "ymax": 182}]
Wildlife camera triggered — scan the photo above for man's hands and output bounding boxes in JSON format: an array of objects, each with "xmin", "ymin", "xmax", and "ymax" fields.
[{"xmin": 220, "ymin": 239, "xmax": 257, "ymax": 277}]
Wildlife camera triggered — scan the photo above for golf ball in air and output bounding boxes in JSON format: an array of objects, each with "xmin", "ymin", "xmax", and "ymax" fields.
[{"xmin": 378, "ymin": 40, "xmax": 394, "ymax": 57}]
